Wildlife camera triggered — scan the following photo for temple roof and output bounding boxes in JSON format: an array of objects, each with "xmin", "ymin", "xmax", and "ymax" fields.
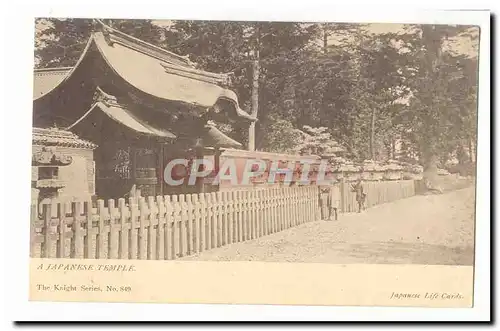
[
  {"xmin": 203, "ymin": 125, "xmax": 243, "ymax": 149},
  {"xmin": 32, "ymin": 127, "xmax": 98, "ymax": 149},
  {"xmin": 33, "ymin": 20, "xmax": 256, "ymax": 122},
  {"xmin": 66, "ymin": 100, "xmax": 177, "ymax": 140},
  {"xmin": 64, "ymin": 87, "xmax": 242, "ymax": 148},
  {"xmin": 33, "ymin": 67, "xmax": 72, "ymax": 99}
]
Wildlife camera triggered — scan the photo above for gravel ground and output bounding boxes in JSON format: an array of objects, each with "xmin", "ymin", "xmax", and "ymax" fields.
[{"xmin": 181, "ymin": 186, "xmax": 475, "ymax": 265}]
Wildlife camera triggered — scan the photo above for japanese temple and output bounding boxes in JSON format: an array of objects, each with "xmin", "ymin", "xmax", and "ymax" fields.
[{"xmin": 32, "ymin": 20, "xmax": 256, "ymax": 200}]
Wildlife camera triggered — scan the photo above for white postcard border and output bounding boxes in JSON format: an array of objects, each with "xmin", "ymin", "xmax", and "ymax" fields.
[{"xmin": 2, "ymin": 0, "xmax": 491, "ymax": 322}]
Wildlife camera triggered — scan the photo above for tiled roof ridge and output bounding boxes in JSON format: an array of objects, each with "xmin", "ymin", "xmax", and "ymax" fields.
[
  {"xmin": 34, "ymin": 67, "xmax": 73, "ymax": 72},
  {"xmin": 34, "ymin": 67, "xmax": 72, "ymax": 78},
  {"xmin": 94, "ymin": 20, "xmax": 235, "ymax": 87},
  {"xmin": 96, "ymin": 19, "xmax": 195, "ymax": 69},
  {"xmin": 32, "ymin": 127, "xmax": 98, "ymax": 149}
]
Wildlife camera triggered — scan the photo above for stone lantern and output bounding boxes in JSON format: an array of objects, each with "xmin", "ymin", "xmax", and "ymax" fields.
[{"xmin": 32, "ymin": 146, "xmax": 73, "ymax": 206}]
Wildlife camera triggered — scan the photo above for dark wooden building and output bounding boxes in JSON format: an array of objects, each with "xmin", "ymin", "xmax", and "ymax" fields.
[{"xmin": 33, "ymin": 20, "xmax": 255, "ymax": 200}]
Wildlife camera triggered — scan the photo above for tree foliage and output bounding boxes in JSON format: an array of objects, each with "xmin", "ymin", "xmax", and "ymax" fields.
[
  {"xmin": 293, "ymin": 125, "xmax": 344, "ymax": 157},
  {"xmin": 34, "ymin": 18, "xmax": 162, "ymax": 68},
  {"xmin": 34, "ymin": 19, "xmax": 479, "ymax": 181}
]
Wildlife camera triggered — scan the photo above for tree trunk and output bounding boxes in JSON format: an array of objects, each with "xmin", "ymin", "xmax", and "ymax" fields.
[
  {"xmin": 423, "ymin": 153, "xmax": 441, "ymax": 192},
  {"xmin": 323, "ymin": 24, "xmax": 329, "ymax": 54},
  {"xmin": 468, "ymin": 136, "xmax": 474, "ymax": 163},
  {"xmin": 420, "ymin": 26, "xmax": 444, "ymax": 192},
  {"xmin": 248, "ymin": 26, "xmax": 260, "ymax": 152},
  {"xmin": 369, "ymin": 108, "xmax": 376, "ymax": 160},
  {"xmin": 392, "ymin": 138, "xmax": 396, "ymax": 159}
]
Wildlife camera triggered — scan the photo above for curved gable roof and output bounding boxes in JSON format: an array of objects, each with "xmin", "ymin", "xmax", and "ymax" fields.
[
  {"xmin": 33, "ymin": 22, "xmax": 256, "ymax": 122},
  {"xmin": 33, "ymin": 67, "xmax": 72, "ymax": 99}
]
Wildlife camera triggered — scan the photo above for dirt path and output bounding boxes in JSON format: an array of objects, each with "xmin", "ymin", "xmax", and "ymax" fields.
[{"xmin": 181, "ymin": 187, "xmax": 475, "ymax": 265}]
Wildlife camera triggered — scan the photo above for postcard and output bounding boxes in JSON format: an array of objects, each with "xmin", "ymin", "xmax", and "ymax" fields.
[{"xmin": 9, "ymin": 4, "xmax": 491, "ymax": 321}]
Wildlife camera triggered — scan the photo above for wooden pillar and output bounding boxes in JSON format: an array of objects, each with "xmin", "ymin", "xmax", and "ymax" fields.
[
  {"xmin": 214, "ymin": 146, "xmax": 221, "ymax": 192},
  {"xmin": 133, "ymin": 142, "xmax": 158, "ymax": 198},
  {"xmin": 194, "ymin": 138, "xmax": 205, "ymax": 194},
  {"xmin": 131, "ymin": 145, "xmax": 137, "ymax": 182},
  {"xmin": 159, "ymin": 143, "xmax": 165, "ymax": 196},
  {"xmin": 340, "ymin": 176, "xmax": 346, "ymax": 213}
]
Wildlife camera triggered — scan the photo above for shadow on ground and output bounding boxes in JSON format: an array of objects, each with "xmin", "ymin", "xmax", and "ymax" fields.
[{"xmin": 331, "ymin": 241, "xmax": 474, "ymax": 266}]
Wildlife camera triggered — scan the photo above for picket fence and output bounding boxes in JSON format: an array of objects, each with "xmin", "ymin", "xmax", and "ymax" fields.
[
  {"xmin": 30, "ymin": 180, "xmax": 417, "ymax": 260},
  {"xmin": 30, "ymin": 186, "xmax": 321, "ymax": 259},
  {"xmin": 340, "ymin": 180, "xmax": 416, "ymax": 213}
]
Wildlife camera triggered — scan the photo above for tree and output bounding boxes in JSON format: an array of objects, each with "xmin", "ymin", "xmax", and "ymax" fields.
[
  {"xmin": 35, "ymin": 19, "xmax": 478, "ymax": 176},
  {"xmin": 394, "ymin": 25, "xmax": 479, "ymax": 188},
  {"xmin": 164, "ymin": 21, "xmax": 319, "ymax": 150},
  {"xmin": 294, "ymin": 125, "xmax": 345, "ymax": 157},
  {"xmin": 35, "ymin": 18, "xmax": 162, "ymax": 68},
  {"xmin": 259, "ymin": 114, "xmax": 302, "ymax": 154}
]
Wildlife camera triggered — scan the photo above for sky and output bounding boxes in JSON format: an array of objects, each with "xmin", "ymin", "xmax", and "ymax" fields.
[
  {"xmin": 151, "ymin": 20, "xmax": 479, "ymax": 58},
  {"xmin": 35, "ymin": 19, "xmax": 479, "ymax": 60}
]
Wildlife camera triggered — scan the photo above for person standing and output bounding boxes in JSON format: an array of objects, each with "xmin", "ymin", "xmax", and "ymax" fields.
[{"xmin": 351, "ymin": 179, "xmax": 366, "ymax": 213}]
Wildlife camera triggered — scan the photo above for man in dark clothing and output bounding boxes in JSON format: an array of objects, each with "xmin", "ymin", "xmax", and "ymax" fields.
[{"xmin": 351, "ymin": 179, "xmax": 366, "ymax": 213}]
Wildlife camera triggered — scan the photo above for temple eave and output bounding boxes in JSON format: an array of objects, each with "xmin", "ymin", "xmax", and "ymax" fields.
[{"xmin": 66, "ymin": 98, "xmax": 243, "ymax": 149}]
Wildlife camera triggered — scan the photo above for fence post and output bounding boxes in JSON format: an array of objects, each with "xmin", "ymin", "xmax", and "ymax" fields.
[
  {"xmin": 233, "ymin": 190, "xmax": 239, "ymax": 241},
  {"xmin": 56, "ymin": 202, "xmax": 66, "ymax": 258},
  {"xmin": 70, "ymin": 201, "xmax": 83, "ymax": 258},
  {"xmin": 246, "ymin": 190, "xmax": 252, "ymax": 240},
  {"xmin": 198, "ymin": 194, "xmax": 206, "ymax": 252},
  {"xmin": 41, "ymin": 202, "xmax": 52, "ymax": 258},
  {"xmin": 147, "ymin": 196, "xmax": 157, "ymax": 260},
  {"xmin": 204, "ymin": 193, "xmax": 213, "ymax": 249},
  {"xmin": 301, "ymin": 186, "xmax": 307, "ymax": 223},
  {"xmin": 283, "ymin": 187, "xmax": 290, "ymax": 228},
  {"xmin": 95, "ymin": 200, "xmax": 106, "ymax": 259},
  {"xmin": 30, "ymin": 203, "xmax": 38, "ymax": 258},
  {"xmin": 314, "ymin": 186, "xmax": 320, "ymax": 222},
  {"xmin": 240, "ymin": 190, "xmax": 247, "ymax": 240},
  {"xmin": 170, "ymin": 195, "xmax": 179, "ymax": 259},
  {"xmin": 117, "ymin": 198, "xmax": 128, "ymax": 259},
  {"xmin": 185, "ymin": 194, "xmax": 193, "ymax": 254},
  {"xmin": 270, "ymin": 188, "xmax": 276, "ymax": 234},
  {"xmin": 265, "ymin": 189, "xmax": 270, "ymax": 234},
  {"xmin": 191, "ymin": 194, "xmax": 200, "ymax": 254},
  {"xmin": 250, "ymin": 190, "xmax": 256, "ymax": 239},
  {"xmin": 276, "ymin": 188, "xmax": 283, "ymax": 231},
  {"xmin": 278, "ymin": 187, "xmax": 283, "ymax": 230},
  {"xmin": 236, "ymin": 191, "xmax": 243, "ymax": 242},
  {"xmin": 164, "ymin": 195, "xmax": 174, "ymax": 259},
  {"xmin": 277, "ymin": 187, "xmax": 283, "ymax": 229},
  {"xmin": 214, "ymin": 192, "xmax": 222, "ymax": 247},
  {"xmin": 137, "ymin": 197, "xmax": 148, "ymax": 260},
  {"xmin": 251, "ymin": 190, "xmax": 258, "ymax": 238},
  {"xmin": 300, "ymin": 186, "xmax": 306, "ymax": 224},
  {"xmin": 255, "ymin": 189, "xmax": 260, "ymax": 237},
  {"xmin": 83, "ymin": 200, "xmax": 93, "ymax": 259},
  {"xmin": 268, "ymin": 189, "xmax": 274, "ymax": 234},
  {"xmin": 108, "ymin": 199, "xmax": 118, "ymax": 259},
  {"xmin": 156, "ymin": 196, "xmax": 166, "ymax": 260},
  {"xmin": 293, "ymin": 187, "xmax": 298, "ymax": 224},
  {"xmin": 219, "ymin": 191, "xmax": 228, "ymax": 246},
  {"xmin": 208, "ymin": 192, "xmax": 217, "ymax": 248},
  {"xmin": 174, "ymin": 195, "xmax": 184, "ymax": 258},
  {"xmin": 128, "ymin": 197, "xmax": 139, "ymax": 260},
  {"xmin": 226, "ymin": 191, "xmax": 234, "ymax": 244}
]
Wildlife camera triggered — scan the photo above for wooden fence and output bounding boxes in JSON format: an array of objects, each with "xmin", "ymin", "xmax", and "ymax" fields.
[
  {"xmin": 339, "ymin": 180, "xmax": 416, "ymax": 213},
  {"xmin": 319, "ymin": 180, "xmax": 416, "ymax": 218},
  {"xmin": 30, "ymin": 186, "xmax": 321, "ymax": 259},
  {"xmin": 30, "ymin": 180, "xmax": 417, "ymax": 260}
]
